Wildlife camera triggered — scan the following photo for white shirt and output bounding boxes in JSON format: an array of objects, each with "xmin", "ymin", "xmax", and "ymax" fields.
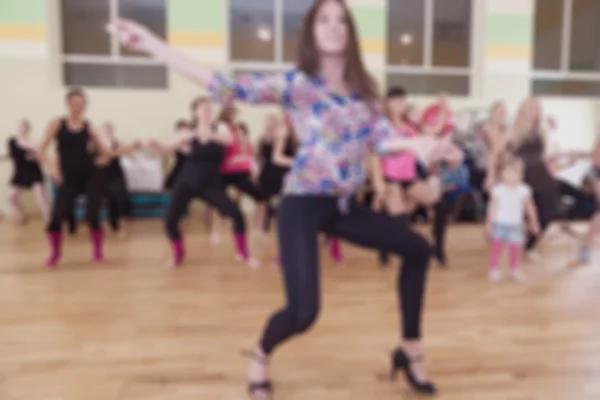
[{"xmin": 491, "ymin": 183, "xmax": 532, "ymax": 226}]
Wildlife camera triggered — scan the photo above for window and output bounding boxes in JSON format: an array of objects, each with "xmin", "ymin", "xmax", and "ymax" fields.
[
  {"xmin": 532, "ymin": 0, "xmax": 600, "ymax": 96},
  {"xmin": 229, "ymin": 0, "xmax": 313, "ymax": 72},
  {"xmin": 60, "ymin": 0, "xmax": 167, "ymax": 89},
  {"xmin": 386, "ymin": 0, "xmax": 472, "ymax": 96}
]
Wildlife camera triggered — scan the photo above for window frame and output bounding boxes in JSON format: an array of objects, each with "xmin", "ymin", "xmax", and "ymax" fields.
[
  {"xmin": 385, "ymin": 0, "xmax": 474, "ymax": 95},
  {"xmin": 60, "ymin": 0, "xmax": 167, "ymax": 87},
  {"xmin": 227, "ymin": 0, "xmax": 303, "ymax": 73},
  {"xmin": 532, "ymin": 0, "xmax": 600, "ymax": 93}
]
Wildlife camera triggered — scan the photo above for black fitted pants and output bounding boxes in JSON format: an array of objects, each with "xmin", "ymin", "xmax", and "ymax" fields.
[
  {"xmin": 260, "ymin": 196, "xmax": 431, "ymax": 354},
  {"xmin": 47, "ymin": 172, "xmax": 103, "ymax": 233},
  {"xmin": 222, "ymin": 172, "xmax": 264, "ymax": 201},
  {"xmin": 165, "ymin": 180, "xmax": 245, "ymax": 240},
  {"xmin": 525, "ymin": 190, "xmax": 558, "ymax": 251},
  {"xmin": 262, "ymin": 194, "xmax": 279, "ymax": 232},
  {"xmin": 377, "ymin": 194, "xmax": 449, "ymax": 266},
  {"xmin": 107, "ymin": 177, "xmax": 131, "ymax": 232}
]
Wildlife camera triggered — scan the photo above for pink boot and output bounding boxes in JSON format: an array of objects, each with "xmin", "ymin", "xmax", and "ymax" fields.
[
  {"xmin": 235, "ymin": 233, "xmax": 249, "ymax": 262},
  {"xmin": 46, "ymin": 232, "xmax": 62, "ymax": 267},
  {"xmin": 329, "ymin": 237, "xmax": 344, "ymax": 265},
  {"xmin": 171, "ymin": 239, "xmax": 185, "ymax": 266},
  {"xmin": 90, "ymin": 230, "xmax": 104, "ymax": 263}
]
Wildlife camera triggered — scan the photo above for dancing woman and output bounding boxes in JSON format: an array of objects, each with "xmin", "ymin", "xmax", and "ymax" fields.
[
  {"xmin": 378, "ymin": 87, "xmax": 462, "ymax": 267},
  {"xmin": 482, "ymin": 101, "xmax": 508, "ymax": 192},
  {"xmin": 102, "ymin": 122, "xmax": 139, "ymax": 235},
  {"xmin": 108, "ymin": 1, "xmax": 448, "ymax": 395},
  {"xmin": 255, "ymin": 114, "xmax": 287, "ymax": 233},
  {"xmin": 217, "ymin": 107, "xmax": 264, "ymax": 200},
  {"xmin": 210, "ymin": 106, "xmax": 264, "ymax": 243},
  {"xmin": 578, "ymin": 136, "xmax": 600, "ymax": 265},
  {"xmin": 487, "ymin": 98, "xmax": 584, "ymax": 259},
  {"xmin": 38, "ymin": 88, "xmax": 111, "ymax": 266},
  {"xmin": 163, "ymin": 120, "xmax": 190, "ymax": 190},
  {"xmin": 148, "ymin": 98, "xmax": 256, "ymax": 267},
  {"xmin": 6, "ymin": 118, "xmax": 49, "ymax": 223}
]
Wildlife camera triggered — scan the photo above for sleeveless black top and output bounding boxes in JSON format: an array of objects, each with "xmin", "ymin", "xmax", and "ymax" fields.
[
  {"xmin": 511, "ymin": 135, "xmax": 557, "ymax": 193},
  {"xmin": 56, "ymin": 118, "xmax": 94, "ymax": 181},
  {"xmin": 178, "ymin": 138, "xmax": 226, "ymax": 188},
  {"xmin": 8, "ymin": 137, "xmax": 44, "ymax": 186},
  {"xmin": 107, "ymin": 140, "xmax": 125, "ymax": 180},
  {"xmin": 260, "ymin": 137, "xmax": 295, "ymax": 170}
]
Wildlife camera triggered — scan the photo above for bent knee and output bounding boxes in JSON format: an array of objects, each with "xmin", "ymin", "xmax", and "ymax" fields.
[{"xmin": 293, "ymin": 305, "xmax": 320, "ymax": 333}]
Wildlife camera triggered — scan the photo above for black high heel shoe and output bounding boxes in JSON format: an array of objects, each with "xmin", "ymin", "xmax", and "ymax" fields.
[
  {"xmin": 390, "ymin": 348, "xmax": 437, "ymax": 395},
  {"xmin": 246, "ymin": 350, "xmax": 273, "ymax": 400}
]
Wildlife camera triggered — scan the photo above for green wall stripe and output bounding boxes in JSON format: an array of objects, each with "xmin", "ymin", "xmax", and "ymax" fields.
[
  {"xmin": 485, "ymin": 14, "xmax": 532, "ymax": 46},
  {"xmin": 0, "ymin": 0, "xmax": 45, "ymax": 25},
  {"xmin": 168, "ymin": 0, "xmax": 225, "ymax": 33},
  {"xmin": 350, "ymin": 5, "xmax": 385, "ymax": 41}
]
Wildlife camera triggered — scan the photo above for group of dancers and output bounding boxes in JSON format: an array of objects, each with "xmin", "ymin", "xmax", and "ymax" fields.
[{"xmin": 4, "ymin": 0, "xmax": 600, "ymax": 397}]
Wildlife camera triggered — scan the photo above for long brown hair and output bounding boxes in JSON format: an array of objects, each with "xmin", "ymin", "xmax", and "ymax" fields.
[
  {"xmin": 297, "ymin": 0, "xmax": 378, "ymax": 103},
  {"xmin": 511, "ymin": 97, "xmax": 543, "ymax": 145},
  {"xmin": 216, "ymin": 106, "xmax": 237, "ymax": 126}
]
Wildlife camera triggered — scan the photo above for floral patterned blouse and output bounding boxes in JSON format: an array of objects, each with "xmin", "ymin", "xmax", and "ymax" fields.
[{"xmin": 208, "ymin": 70, "xmax": 399, "ymax": 207}]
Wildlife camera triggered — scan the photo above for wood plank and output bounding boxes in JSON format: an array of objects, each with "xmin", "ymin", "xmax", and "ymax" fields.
[{"xmin": 0, "ymin": 220, "xmax": 598, "ymax": 400}]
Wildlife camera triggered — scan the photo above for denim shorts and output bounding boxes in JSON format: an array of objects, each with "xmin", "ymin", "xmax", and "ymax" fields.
[{"xmin": 492, "ymin": 223, "xmax": 524, "ymax": 244}]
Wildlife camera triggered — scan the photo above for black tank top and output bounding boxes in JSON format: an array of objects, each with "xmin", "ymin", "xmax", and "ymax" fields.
[
  {"xmin": 107, "ymin": 140, "xmax": 124, "ymax": 180},
  {"xmin": 179, "ymin": 138, "xmax": 226, "ymax": 187},
  {"xmin": 56, "ymin": 118, "xmax": 94, "ymax": 179},
  {"xmin": 512, "ymin": 135, "xmax": 557, "ymax": 193},
  {"xmin": 8, "ymin": 138, "xmax": 41, "ymax": 175},
  {"xmin": 259, "ymin": 135, "xmax": 296, "ymax": 174}
]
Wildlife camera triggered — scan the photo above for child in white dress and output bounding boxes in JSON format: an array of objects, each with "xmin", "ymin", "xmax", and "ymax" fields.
[{"xmin": 486, "ymin": 158, "xmax": 540, "ymax": 282}]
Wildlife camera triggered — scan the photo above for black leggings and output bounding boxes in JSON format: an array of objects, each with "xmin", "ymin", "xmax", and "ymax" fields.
[
  {"xmin": 525, "ymin": 191, "xmax": 557, "ymax": 251},
  {"xmin": 47, "ymin": 175, "xmax": 103, "ymax": 233},
  {"xmin": 378, "ymin": 193, "xmax": 450, "ymax": 266},
  {"xmin": 222, "ymin": 172, "xmax": 264, "ymax": 201},
  {"xmin": 262, "ymin": 194, "xmax": 278, "ymax": 232},
  {"xmin": 165, "ymin": 181, "xmax": 246, "ymax": 240},
  {"xmin": 107, "ymin": 177, "xmax": 131, "ymax": 232},
  {"xmin": 431, "ymin": 193, "xmax": 451, "ymax": 263},
  {"xmin": 260, "ymin": 196, "xmax": 431, "ymax": 354}
]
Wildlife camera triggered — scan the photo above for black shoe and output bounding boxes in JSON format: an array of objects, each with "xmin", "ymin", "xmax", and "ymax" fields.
[
  {"xmin": 246, "ymin": 350, "xmax": 273, "ymax": 400},
  {"xmin": 390, "ymin": 348, "xmax": 437, "ymax": 395}
]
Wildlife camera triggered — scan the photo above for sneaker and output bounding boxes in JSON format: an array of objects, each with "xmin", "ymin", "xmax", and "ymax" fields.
[
  {"xmin": 488, "ymin": 269, "xmax": 502, "ymax": 283},
  {"xmin": 509, "ymin": 269, "xmax": 527, "ymax": 282}
]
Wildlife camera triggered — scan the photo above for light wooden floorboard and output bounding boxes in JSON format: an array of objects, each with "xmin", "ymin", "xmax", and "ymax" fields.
[{"xmin": 0, "ymin": 219, "xmax": 599, "ymax": 400}]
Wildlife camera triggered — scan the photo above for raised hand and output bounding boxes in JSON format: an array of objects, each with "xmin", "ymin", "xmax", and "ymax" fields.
[{"xmin": 106, "ymin": 18, "xmax": 158, "ymax": 54}]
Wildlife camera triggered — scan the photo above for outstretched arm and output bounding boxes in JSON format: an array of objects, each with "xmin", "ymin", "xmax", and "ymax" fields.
[
  {"xmin": 146, "ymin": 130, "xmax": 195, "ymax": 155},
  {"xmin": 107, "ymin": 19, "xmax": 296, "ymax": 105}
]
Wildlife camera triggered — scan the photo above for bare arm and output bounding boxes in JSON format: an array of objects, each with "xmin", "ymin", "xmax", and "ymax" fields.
[
  {"xmin": 89, "ymin": 124, "xmax": 112, "ymax": 158},
  {"xmin": 421, "ymin": 109, "xmax": 448, "ymax": 136},
  {"xmin": 212, "ymin": 123, "xmax": 234, "ymax": 147},
  {"xmin": 524, "ymin": 194, "xmax": 540, "ymax": 231},
  {"xmin": 108, "ymin": 20, "xmax": 215, "ymax": 88},
  {"xmin": 113, "ymin": 140, "xmax": 142, "ymax": 157},
  {"xmin": 108, "ymin": 19, "xmax": 293, "ymax": 105},
  {"xmin": 272, "ymin": 128, "xmax": 294, "ymax": 167},
  {"xmin": 147, "ymin": 130, "xmax": 195, "ymax": 155}
]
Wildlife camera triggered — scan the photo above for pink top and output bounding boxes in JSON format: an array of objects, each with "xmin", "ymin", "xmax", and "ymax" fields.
[
  {"xmin": 220, "ymin": 125, "xmax": 253, "ymax": 174},
  {"xmin": 421, "ymin": 104, "xmax": 456, "ymax": 137},
  {"xmin": 382, "ymin": 123, "xmax": 418, "ymax": 181}
]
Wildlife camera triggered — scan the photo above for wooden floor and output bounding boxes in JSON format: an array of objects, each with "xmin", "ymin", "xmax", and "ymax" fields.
[{"xmin": 0, "ymin": 219, "xmax": 599, "ymax": 400}]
